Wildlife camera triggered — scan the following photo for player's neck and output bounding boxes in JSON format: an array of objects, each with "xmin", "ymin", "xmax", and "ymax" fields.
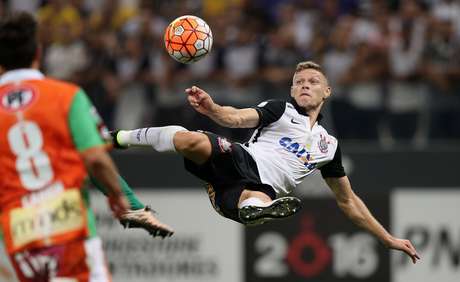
[
  {"xmin": 289, "ymin": 97, "xmax": 322, "ymax": 128},
  {"xmin": 31, "ymin": 60, "xmax": 40, "ymax": 70},
  {"xmin": 306, "ymin": 108, "xmax": 321, "ymax": 128}
]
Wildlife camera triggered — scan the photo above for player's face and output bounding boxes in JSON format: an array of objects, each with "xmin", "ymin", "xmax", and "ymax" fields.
[{"xmin": 290, "ymin": 69, "xmax": 331, "ymax": 110}]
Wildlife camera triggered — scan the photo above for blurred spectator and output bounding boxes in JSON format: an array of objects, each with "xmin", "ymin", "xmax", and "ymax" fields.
[
  {"xmin": 337, "ymin": 1, "xmax": 389, "ymax": 140},
  {"xmin": 341, "ymin": 40, "xmax": 387, "ymax": 140},
  {"xmin": 261, "ymin": 25, "xmax": 303, "ymax": 99},
  {"xmin": 113, "ymin": 34, "xmax": 152, "ymax": 129},
  {"xmin": 43, "ymin": 15, "xmax": 88, "ymax": 81},
  {"xmin": 7, "ymin": 0, "xmax": 40, "ymax": 13},
  {"xmin": 222, "ymin": 22, "xmax": 263, "ymax": 105},
  {"xmin": 387, "ymin": 0, "xmax": 428, "ymax": 143},
  {"xmin": 202, "ymin": 0, "xmax": 242, "ymax": 18},
  {"xmin": 322, "ymin": 16, "xmax": 356, "ymax": 139},
  {"xmin": 80, "ymin": 31, "xmax": 119, "ymax": 129},
  {"xmin": 88, "ymin": 0, "xmax": 139, "ymax": 36},
  {"xmin": 421, "ymin": 9, "xmax": 460, "ymax": 139},
  {"xmin": 432, "ymin": 0, "xmax": 460, "ymax": 41},
  {"xmin": 309, "ymin": 0, "xmax": 343, "ymax": 58},
  {"xmin": 37, "ymin": 0, "xmax": 82, "ymax": 47},
  {"xmin": 291, "ymin": 1, "xmax": 317, "ymax": 54}
]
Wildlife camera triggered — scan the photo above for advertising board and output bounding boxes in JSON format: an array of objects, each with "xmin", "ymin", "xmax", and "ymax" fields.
[
  {"xmin": 245, "ymin": 197, "xmax": 390, "ymax": 282},
  {"xmin": 91, "ymin": 189, "xmax": 243, "ymax": 282}
]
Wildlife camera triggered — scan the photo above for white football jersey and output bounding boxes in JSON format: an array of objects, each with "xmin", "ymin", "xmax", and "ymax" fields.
[{"xmin": 239, "ymin": 99, "xmax": 342, "ymax": 195}]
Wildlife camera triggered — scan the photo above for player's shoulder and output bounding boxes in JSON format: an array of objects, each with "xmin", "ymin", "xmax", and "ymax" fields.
[
  {"xmin": 253, "ymin": 99, "xmax": 288, "ymax": 126},
  {"xmin": 256, "ymin": 99, "xmax": 286, "ymax": 108},
  {"xmin": 40, "ymin": 77, "xmax": 81, "ymax": 95}
]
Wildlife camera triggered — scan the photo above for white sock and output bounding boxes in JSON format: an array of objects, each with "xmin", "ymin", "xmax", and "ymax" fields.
[
  {"xmin": 238, "ymin": 197, "xmax": 271, "ymax": 209},
  {"xmin": 117, "ymin": 126, "xmax": 187, "ymax": 152}
]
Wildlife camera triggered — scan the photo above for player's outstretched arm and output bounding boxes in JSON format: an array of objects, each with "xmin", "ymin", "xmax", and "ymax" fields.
[
  {"xmin": 185, "ymin": 86, "xmax": 260, "ymax": 128},
  {"xmin": 81, "ymin": 146, "xmax": 129, "ymax": 218},
  {"xmin": 84, "ymin": 148, "xmax": 174, "ymax": 238},
  {"xmin": 324, "ymin": 176, "xmax": 420, "ymax": 264}
]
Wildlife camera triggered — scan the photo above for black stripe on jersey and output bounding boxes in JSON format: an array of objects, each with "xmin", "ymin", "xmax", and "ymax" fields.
[
  {"xmin": 248, "ymin": 127, "xmax": 262, "ymax": 145},
  {"xmin": 246, "ymin": 100, "xmax": 286, "ymax": 145},
  {"xmin": 320, "ymin": 144, "xmax": 346, "ymax": 178}
]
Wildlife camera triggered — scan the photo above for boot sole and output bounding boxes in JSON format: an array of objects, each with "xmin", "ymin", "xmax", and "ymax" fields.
[{"xmin": 239, "ymin": 197, "xmax": 302, "ymax": 224}]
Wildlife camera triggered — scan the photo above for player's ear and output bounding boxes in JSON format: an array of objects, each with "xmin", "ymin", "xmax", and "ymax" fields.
[
  {"xmin": 323, "ymin": 86, "xmax": 331, "ymax": 100},
  {"xmin": 290, "ymin": 86, "xmax": 295, "ymax": 97}
]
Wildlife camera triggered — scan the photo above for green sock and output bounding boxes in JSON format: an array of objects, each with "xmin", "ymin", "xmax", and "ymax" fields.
[{"xmin": 90, "ymin": 174, "xmax": 145, "ymax": 210}]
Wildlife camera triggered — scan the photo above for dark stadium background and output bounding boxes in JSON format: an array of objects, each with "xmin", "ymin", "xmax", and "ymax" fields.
[{"xmin": 1, "ymin": 1, "xmax": 459, "ymax": 282}]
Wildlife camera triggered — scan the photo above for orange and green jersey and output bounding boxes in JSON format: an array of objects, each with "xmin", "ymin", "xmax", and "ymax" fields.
[{"xmin": 0, "ymin": 69, "xmax": 103, "ymax": 254}]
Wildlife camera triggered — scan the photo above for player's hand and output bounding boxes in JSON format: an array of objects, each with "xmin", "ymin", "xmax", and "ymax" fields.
[
  {"xmin": 185, "ymin": 86, "xmax": 215, "ymax": 115},
  {"xmin": 386, "ymin": 236, "xmax": 420, "ymax": 264},
  {"xmin": 107, "ymin": 194, "xmax": 130, "ymax": 219}
]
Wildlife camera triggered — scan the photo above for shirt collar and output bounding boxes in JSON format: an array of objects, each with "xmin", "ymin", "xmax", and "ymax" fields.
[
  {"xmin": 0, "ymin": 69, "xmax": 45, "ymax": 85},
  {"xmin": 289, "ymin": 97, "xmax": 323, "ymax": 122}
]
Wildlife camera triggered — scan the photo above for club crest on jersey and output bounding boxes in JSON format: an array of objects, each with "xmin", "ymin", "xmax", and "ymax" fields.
[
  {"xmin": 217, "ymin": 137, "xmax": 232, "ymax": 153},
  {"xmin": 318, "ymin": 134, "xmax": 329, "ymax": 153},
  {"xmin": 0, "ymin": 86, "xmax": 37, "ymax": 112}
]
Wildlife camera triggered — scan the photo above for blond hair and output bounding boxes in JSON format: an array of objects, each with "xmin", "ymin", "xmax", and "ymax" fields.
[
  {"xmin": 295, "ymin": 61, "xmax": 322, "ymax": 73},
  {"xmin": 294, "ymin": 61, "xmax": 328, "ymax": 84}
]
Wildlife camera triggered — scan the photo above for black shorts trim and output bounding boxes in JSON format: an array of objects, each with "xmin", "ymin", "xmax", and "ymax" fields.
[{"xmin": 184, "ymin": 131, "xmax": 276, "ymax": 223}]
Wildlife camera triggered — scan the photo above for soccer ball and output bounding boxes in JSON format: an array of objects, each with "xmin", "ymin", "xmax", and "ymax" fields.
[{"xmin": 164, "ymin": 15, "xmax": 213, "ymax": 64}]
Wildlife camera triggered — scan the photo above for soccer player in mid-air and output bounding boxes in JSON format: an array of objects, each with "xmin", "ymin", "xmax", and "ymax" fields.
[{"xmin": 111, "ymin": 61, "xmax": 420, "ymax": 263}]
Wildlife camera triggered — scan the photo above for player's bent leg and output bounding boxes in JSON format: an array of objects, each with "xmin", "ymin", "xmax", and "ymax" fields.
[
  {"xmin": 112, "ymin": 126, "xmax": 188, "ymax": 152},
  {"xmin": 238, "ymin": 190, "xmax": 302, "ymax": 225},
  {"xmin": 201, "ymin": 185, "xmax": 301, "ymax": 226},
  {"xmin": 239, "ymin": 190, "xmax": 272, "ymax": 204},
  {"xmin": 173, "ymin": 131, "xmax": 212, "ymax": 164},
  {"xmin": 110, "ymin": 127, "xmax": 211, "ymax": 164}
]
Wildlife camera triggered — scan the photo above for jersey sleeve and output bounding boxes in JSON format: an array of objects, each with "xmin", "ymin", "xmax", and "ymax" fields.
[
  {"xmin": 253, "ymin": 99, "xmax": 286, "ymax": 127},
  {"xmin": 320, "ymin": 144, "xmax": 346, "ymax": 178},
  {"xmin": 68, "ymin": 89, "xmax": 105, "ymax": 151}
]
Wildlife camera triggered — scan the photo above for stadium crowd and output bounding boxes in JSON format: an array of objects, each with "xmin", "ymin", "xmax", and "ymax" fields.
[{"xmin": 1, "ymin": 0, "xmax": 459, "ymax": 146}]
